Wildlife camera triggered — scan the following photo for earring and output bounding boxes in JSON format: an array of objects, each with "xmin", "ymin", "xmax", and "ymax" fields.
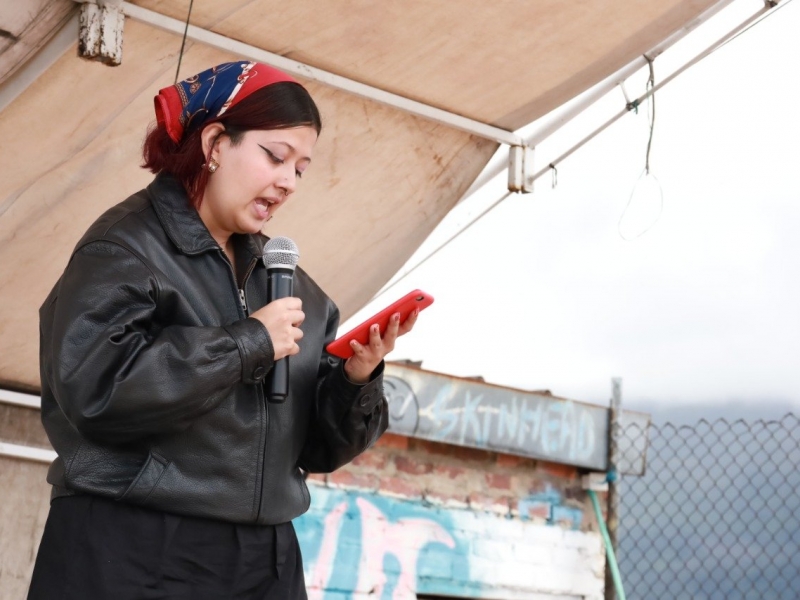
[{"xmin": 205, "ymin": 158, "xmax": 219, "ymax": 173}]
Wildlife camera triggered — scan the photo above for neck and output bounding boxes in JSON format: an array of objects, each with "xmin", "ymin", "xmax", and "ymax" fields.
[
  {"xmin": 216, "ymin": 234, "xmax": 232, "ymax": 250},
  {"xmin": 196, "ymin": 202, "xmax": 231, "ymax": 250}
]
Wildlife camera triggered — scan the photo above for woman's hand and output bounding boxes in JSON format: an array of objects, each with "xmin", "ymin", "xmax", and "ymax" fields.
[
  {"xmin": 344, "ymin": 310, "xmax": 419, "ymax": 384},
  {"xmin": 249, "ymin": 297, "xmax": 305, "ymax": 361}
]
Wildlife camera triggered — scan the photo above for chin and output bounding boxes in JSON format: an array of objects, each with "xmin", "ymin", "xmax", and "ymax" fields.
[{"xmin": 241, "ymin": 219, "xmax": 268, "ymax": 234}]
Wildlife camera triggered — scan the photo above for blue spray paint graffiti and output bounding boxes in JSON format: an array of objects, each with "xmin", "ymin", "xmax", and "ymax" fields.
[
  {"xmin": 517, "ymin": 485, "xmax": 583, "ymax": 530},
  {"xmin": 294, "ymin": 485, "xmax": 600, "ymax": 599},
  {"xmin": 295, "ymin": 487, "xmax": 470, "ymax": 599}
]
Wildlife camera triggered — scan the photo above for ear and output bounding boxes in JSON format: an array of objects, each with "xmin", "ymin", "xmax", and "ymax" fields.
[{"xmin": 200, "ymin": 122, "xmax": 226, "ymax": 159}]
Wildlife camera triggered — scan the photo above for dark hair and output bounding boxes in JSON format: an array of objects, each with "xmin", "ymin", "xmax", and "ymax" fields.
[{"xmin": 141, "ymin": 82, "xmax": 322, "ymax": 206}]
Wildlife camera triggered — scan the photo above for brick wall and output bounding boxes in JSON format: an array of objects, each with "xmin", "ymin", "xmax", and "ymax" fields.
[{"xmin": 299, "ymin": 433, "xmax": 606, "ymax": 599}]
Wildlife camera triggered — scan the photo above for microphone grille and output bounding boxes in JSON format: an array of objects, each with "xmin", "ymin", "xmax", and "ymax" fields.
[{"xmin": 263, "ymin": 237, "xmax": 299, "ymax": 270}]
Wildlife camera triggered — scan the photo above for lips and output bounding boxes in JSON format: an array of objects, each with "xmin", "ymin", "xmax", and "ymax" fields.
[{"xmin": 254, "ymin": 197, "xmax": 278, "ymax": 220}]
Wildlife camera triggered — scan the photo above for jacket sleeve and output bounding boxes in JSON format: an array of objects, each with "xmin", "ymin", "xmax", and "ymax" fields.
[
  {"xmin": 42, "ymin": 240, "xmax": 274, "ymax": 444},
  {"xmin": 297, "ymin": 301, "xmax": 389, "ymax": 473}
]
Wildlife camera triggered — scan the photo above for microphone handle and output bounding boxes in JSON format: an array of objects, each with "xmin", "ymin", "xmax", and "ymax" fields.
[{"xmin": 267, "ymin": 269, "xmax": 294, "ymax": 403}]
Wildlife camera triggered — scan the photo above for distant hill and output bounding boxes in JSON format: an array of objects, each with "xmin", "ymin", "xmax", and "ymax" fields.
[{"xmin": 624, "ymin": 398, "xmax": 798, "ymax": 426}]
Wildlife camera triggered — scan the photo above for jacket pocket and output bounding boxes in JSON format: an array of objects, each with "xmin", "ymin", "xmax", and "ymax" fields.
[{"xmin": 118, "ymin": 452, "xmax": 170, "ymax": 505}]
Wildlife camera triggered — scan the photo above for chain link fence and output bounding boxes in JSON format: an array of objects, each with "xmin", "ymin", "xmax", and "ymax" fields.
[{"xmin": 616, "ymin": 413, "xmax": 800, "ymax": 599}]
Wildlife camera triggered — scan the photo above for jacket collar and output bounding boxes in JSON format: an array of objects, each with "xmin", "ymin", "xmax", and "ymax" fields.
[{"xmin": 146, "ymin": 173, "xmax": 264, "ymax": 262}]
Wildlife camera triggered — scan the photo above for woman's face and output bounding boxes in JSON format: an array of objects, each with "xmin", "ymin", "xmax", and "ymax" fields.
[{"xmin": 199, "ymin": 125, "xmax": 318, "ymax": 245}]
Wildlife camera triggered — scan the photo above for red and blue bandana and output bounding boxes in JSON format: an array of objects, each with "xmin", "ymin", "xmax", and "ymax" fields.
[{"xmin": 154, "ymin": 61, "xmax": 298, "ymax": 143}]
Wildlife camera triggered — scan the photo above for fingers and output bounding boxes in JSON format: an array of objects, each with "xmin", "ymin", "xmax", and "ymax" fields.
[
  {"xmin": 353, "ymin": 310, "xmax": 419, "ymax": 355},
  {"xmin": 383, "ymin": 310, "xmax": 419, "ymax": 339},
  {"xmin": 380, "ymin": 313, "xmax": 401, "ymax": 348},
  {"xmin": 277, "ymin": 296, "xmax": 303, "ymax": 310},
  {"xmin": 281, "ymin": 311, "xmax": 304, "ymax": 359},
  {"xmin": 275, "ymin": 298, "xmax": 305, "ymax": 326},
  {"xmin": 346, "ymin": 329, "xmax": 382, "ymax": 385},
  {"xmin": 249, "ymin": 297, "xmax": 305, "ymax": 361},
  {"xmin": 392, "ymin": 309, "xmax": 419, "ymax": 337},
  {"xmin": 286, "ymin": 308, "xmax": 305, "ymax": 328},
  {"xmin": 349, "ymin": 322, "xmax": 384, "ymax": 357},
  {"xmin": 344, "ymin": 309, "xmax": 423, "ymax": 383},
  {"xmin": 263, "ymin": 301, "xmax": 422, "ymax": 365}
]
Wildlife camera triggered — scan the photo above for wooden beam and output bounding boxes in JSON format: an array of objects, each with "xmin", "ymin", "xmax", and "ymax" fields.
[{"xmin": 0, "ymin": 0, "xmax": 77, "ymax": 86}]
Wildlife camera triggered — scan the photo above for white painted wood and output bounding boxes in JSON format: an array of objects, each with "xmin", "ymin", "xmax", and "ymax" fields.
[
  {"xmin": 99, "ymin": 3, "xmax": 124, "ymax": 64},
  {"xmin": 78, "ymin": 3, "xmax": 101, "ymax": 58},
  {"xmin": 0, "ymin": 0, "xmax": 75, "ymax": 85},
  {"xmin": 0, "ymin": 13, "xmax": 78, "ymax": 112},
  {"xmin": 78, "ymin": 2, "xmax": 123, "ymax": 65},
  {"xmin": 0, "ymin": 441, "xmax": 56, "ymax": 464},
  {"xmin": 0, "ymin": 390, "xmax": 41, "ymax": 409}
]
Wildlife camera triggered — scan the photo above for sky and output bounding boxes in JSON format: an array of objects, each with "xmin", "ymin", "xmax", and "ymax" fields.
[{"xmin": 340, "ymin": 0, "xmax": 800, "ymax": 413}]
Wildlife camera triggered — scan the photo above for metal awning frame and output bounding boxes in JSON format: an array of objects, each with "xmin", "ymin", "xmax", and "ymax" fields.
[
  {"xmin": 113, "ymin": 0, "xmax": 782, "ymax": 195},
  {"xmin": 370, "ymin": 0, "xmax": 786, "ymax": 298},
  {"xmin": 1, "ymin": 0, "xmax": 780, "ymax": 197},
  {"xmin": 465, "ymin": 0, "xmax": 782, "ymax": 198}
]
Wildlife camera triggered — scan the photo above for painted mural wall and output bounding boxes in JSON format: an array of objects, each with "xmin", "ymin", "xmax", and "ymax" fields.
[{"xmin": 296, "ymin": 484, "xmax": 604, "ymax": 600}]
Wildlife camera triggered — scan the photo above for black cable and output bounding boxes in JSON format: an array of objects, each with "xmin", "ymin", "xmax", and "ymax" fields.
[{"xmin": 174, "ymin": 0, "xmax": 195, "ymax": 84}]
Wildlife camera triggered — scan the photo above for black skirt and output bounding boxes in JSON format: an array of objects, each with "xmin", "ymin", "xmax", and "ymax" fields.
[{"xmin": 27, "ymin": 495, "xmax": 307, "ymax": 600}]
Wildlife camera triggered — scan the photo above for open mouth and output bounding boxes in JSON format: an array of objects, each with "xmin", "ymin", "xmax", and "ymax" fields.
[{"xmin": 254, "ymin": 198, "xmax": 277, "ymax": 219}]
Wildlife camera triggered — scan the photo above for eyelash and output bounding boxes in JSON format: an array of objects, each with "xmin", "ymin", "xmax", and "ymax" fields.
[{"xmin": 262, "ymin": 147, "xmax": 303, "ymax": 178}]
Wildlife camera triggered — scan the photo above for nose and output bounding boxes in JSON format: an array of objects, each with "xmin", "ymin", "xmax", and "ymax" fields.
[{"xmin": 278, "ymin": 168, "xmax": 296, "ymax": 197}]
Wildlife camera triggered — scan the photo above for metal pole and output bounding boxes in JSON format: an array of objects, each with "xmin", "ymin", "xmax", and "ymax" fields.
[{"xmin": 605, "ymin": 377, "xmax": 622, "ymax": 600}]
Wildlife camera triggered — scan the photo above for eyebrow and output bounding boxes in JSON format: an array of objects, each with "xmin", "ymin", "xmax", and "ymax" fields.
[{"xmin": 259, "ymin": 141, "xmax": 312, "ymax": 163}]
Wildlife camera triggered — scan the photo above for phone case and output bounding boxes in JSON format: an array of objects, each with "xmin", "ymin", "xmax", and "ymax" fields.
[{"xmin": 326, "ymin": 289, "xmax": 434, "ymax": 359}]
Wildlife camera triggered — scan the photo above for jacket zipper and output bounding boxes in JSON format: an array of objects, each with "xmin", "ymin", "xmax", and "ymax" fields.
[
  {"xmin": 238, "ymin": 256, "xmax": 268, "ymax": 523},
  {"xmin": 220, "ymin": 250, "xmax": 266, "ymax": 522},
  {"xmin": 237, "ymin": 258, "xmax": 257, "ymax": 317}
]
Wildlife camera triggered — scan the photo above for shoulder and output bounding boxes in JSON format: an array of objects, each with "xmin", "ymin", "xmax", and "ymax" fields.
[{"xmin": 73, "ymin": 187, "xmax": 156, "ymax": 253}]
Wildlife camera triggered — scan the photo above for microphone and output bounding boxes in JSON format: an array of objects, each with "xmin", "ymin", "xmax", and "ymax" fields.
[{"xmin": 262, "ymin": 237, "xmax": 300, "ymax": 403}]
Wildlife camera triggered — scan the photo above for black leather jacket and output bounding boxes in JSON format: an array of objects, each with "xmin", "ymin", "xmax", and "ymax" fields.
[{"xmin": 39, "ymin": 174, "xmax": 387, "ymax": 525}]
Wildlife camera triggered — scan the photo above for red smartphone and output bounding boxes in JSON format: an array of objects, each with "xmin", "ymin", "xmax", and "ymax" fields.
[{"xmin": 326, "ymin": 289, "xmax": 434, "ymax": 359}]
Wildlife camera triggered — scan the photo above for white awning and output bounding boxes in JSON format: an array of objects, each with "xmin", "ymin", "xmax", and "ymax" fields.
[{"xmin": 0, "ymin": 0, "xmax": 784, "ymax": 391}]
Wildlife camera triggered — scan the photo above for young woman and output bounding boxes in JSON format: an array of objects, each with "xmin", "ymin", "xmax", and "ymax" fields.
[{"xmin": 29, "ymin": 60, "xmax": 417, "ymax": 599}]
